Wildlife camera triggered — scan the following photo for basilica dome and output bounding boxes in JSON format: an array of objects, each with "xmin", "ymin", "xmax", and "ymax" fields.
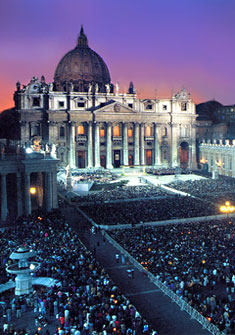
[{"xmin": 54, "ymin": 26, "xmax": 111, "ymax": 92}]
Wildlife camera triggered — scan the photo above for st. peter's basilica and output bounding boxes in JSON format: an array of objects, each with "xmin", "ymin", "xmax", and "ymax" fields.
[{"xmin": 14, "ymin": 26, "xmax": 197, "ymax": 170}]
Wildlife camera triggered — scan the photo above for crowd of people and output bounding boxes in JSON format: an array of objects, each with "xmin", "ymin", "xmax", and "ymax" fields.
[
  {"xmin": 0, "ymin": 211, "xmax": 156, "ymax": 335},
  {"xmin": 80, "ymin": 196, "xmax": 218, "ymax": 226},
  {"xmin": 167, "ymin": 178, "xmax": 235, "ymax": 198},
  {"xmin": 71, "ymin": 185, "xmax": 167, "ymax": 205},
  {"xmin": 110, "ymin": 219, "xmax": 235, "ymax": 333}
]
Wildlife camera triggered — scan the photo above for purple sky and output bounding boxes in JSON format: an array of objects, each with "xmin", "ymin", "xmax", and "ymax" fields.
[{"xmin": 0, "ymin": 0, "xmax": 235, "ymax": 111}]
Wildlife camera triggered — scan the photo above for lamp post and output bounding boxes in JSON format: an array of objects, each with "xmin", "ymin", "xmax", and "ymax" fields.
[{"xmin": 220, "ymin": 201, "xmax": 235, "ymax": 219}]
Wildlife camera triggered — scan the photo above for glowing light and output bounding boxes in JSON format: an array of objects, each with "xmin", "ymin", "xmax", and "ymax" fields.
[
  {"xmin": 30, "ymin": 263, "xmax": 35, "ymax": 270},
  {"xmin": 202, "ymin": 260, "xmax": 206, "ymax": 264},
  {"xmin": 30, "ymin": 187, "xmax": 36, "ymax": 194},
  {"xmin": 225, "ymin": 201, "xmax": 230, "ymax": 206},
  {"xmin": 26, "ymin": 147, "xmax": 33, "ymax": 154}
]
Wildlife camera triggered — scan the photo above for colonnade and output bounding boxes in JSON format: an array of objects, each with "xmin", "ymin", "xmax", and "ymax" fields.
[
  {"xmin": 68, "ymin": 121, "xmax": 184, "ymax": 169},
  {"xmin": 0, "ymin": 171, "xmax": 58, "ymax": 222}
]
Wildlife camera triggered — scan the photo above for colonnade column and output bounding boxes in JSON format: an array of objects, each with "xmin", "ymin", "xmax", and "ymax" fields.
[
  {"xmin": 106, "ymin": 123, "xmax": 113, "ymax": 169},
  {"xmin": 16, "ymin": 172, "xmax": 23, "ymax": 217},
  {"xmin": 46, "ymin": 172, "xmax": 52, "ymax": 212},
  {"xmin": 87, "ymin": 122, "xmax": 93, "ymax": 168},
  {"xmin": 69, "ymin": 122, "xmax": 76, "ymax": 168},
  {"xmin": 1, "ymin": 174, "xmax": 7, "ymax": 221},
  {"xmin": 154, "ymin": 123, "xmax": 160, "ymax": 166},
  {"xmin": 24, "ymin": 172, "xmax": 31, "ymax": 216},
  {"xmin": 134, "ymin": 123, "xmax": 140, "ymax": 165},
  {"xmin": 52, "ymin": 171, "xmax": 58, "ymax": 209},
  {"xmin": 123, "ymin": 123, "xmax": 128, "ymax": 166},
  {"xmin": 191, "ymin": 124, "xmax": 197, "ymax": 169},
  {"xmin": 94, "ymin": 122, "xmax": 100, "ymax": 168},
  {"xmin": 140, "ymin": 123, "xmax": 145, "ymax": 165},
  {"xmin": 171, "ymin": 123, "xmax": 178, "ymax": 167}
]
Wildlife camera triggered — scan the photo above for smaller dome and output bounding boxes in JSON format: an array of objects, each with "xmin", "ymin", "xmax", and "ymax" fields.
[{"xmin": 54, "ymin": 26, "xmax": 111, "ymax": 92}]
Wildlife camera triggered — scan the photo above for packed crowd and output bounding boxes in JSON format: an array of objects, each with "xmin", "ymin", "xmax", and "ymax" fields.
[
  {"xmin": 167, "ymin": 178, "xmax": 235, "ymax": 198},
  {"xmin": 0, "ymin": 211, "xmax": 156, "ymax": 335},
  {"xmin": 71, "ymin": 185, "xmax": 168, "ymax": 204},
  {"xmin": 110, "ymin": 219, "xmax": 235, "ymax": 333},
  {"xmin": 146, "ymin": 167, "xmax": 190, "ymax": 176},
  {"xmin": 80, "ymin": 196, "xmax": 218, "ymax": 225}
]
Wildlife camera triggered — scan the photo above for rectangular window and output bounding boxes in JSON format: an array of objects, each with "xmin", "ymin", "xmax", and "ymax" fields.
[
  {"xmin": 181, "ymin": 103, "xmax": 187, "ymax": 111},
  {"xmin": 163, "ymin": 105, "xmax": 167, "ymax": 111},
  {"xmin": 32, "ymin": 97, "xmax": 40, "ymax": 107},
  {"xmin": 60, "ymin": 127, "xmax": 65, "ymax": 138},
  {"xmin": 230, "ymin": 160, "xmax": 232, "ymax": 170},
  {"xmin": 128, "ymin": 103, "xmax": 133, "ymax": 108},
  {"xmin": 146, "ymin": 104, "xmax": 153, "ymax": 110},
  {"xmin": 211, "ymin": 159, "xmax": 213, "ymax": 167},
  {"xmin": 77, "ymin": 102, "xmax": 85, "ymax": 108},
  {"xmin": 58, "ymin": 101, "xmax": 64, "ymax": 108},
  {"xmin": 128, "ymin": 128, "xmax": 133, "ymax": 137}
]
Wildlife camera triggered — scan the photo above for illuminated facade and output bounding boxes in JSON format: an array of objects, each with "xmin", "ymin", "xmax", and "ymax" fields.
[
  {"xmin": 199, "ymin": 139, "xmax": 235, "ymax": 177},
  {"xmin": 14, "ymin": 27, "xmax": 197, "ymax": 170}
]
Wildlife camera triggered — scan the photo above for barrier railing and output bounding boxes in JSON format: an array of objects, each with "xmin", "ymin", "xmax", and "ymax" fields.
[{"xmin": 103, "ymin": 231, "xmax": 224, "ymax": 335}]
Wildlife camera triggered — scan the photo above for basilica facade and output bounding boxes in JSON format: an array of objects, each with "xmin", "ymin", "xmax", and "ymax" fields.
[{"xmin": 14, "ymin": 27, "xmax": 197, "ymax": 170}]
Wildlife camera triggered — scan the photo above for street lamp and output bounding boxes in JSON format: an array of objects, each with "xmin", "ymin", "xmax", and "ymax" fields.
[{"xmin": 220, "ymin": 201, "xmax": 235, "ymax": 219}]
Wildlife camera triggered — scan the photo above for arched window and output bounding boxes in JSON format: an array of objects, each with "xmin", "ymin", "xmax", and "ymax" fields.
[
  {"xmin": 113, "ymin": 125, "xmax": 120, "ymax": 137},
  {"xmin": 128, "ymin": 128, "xmax": 133, "ymax": 137},
  {"xmin": 100, "ymin": 126, "xmax": 105, "ymax": 137},
  {"xmin": 145, "ymin": 126, "xmax": 151, "ymax": 137},
  {"xmin": 60, "ymin": 126, "xmax": 65, "ymax": 138},
  {"xmin": 61, "ymin": 152, "xmax": 64, "ymax": 162},
  {"xmin": 77, "ymin": 125, "xmax": 84, "ymax": 135}
]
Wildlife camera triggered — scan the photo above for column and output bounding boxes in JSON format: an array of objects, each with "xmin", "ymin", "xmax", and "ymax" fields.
[
  {"xmin": 1, "ymin": 174, "xmax": 7, "ymax": 221},
  {"xmin": 52, "ymin": 171, "xmax": 58, "ymax": 209},
  {"xmin": 171, "ymin": 123, "xmax": 178, "ymax": 167},
  {"xmin": 154, "ymin": 123, "xmax": 160, "ymax": 166},
  {"xmin": 140, "ymin": 123, "xmax": 145, "ymax": 165},
  {"xmin": 106, "ymin": 123, "xmax": 113, "ymax": 169},
  {"xmin": 191, "ymin": 124, "xmax": 197, "ymax": 169},
  {"xmin": 46, "ymin": 172, "xmax": 52, "ymax": 212},
  {"xmin": 134, "ymin": 123, "xmax": 140, "ymax": 165},
  {"xmin": 69, "ymin": 122, "xmax": 76, "ymax": 168},
  {"xmin": 87, "ymin": 122, "xmax": 93, "ymax": 168},
  {"xmin": 94, "ymin": 122, "xmax": 100, "ymax": 168},
  {"xmin": 16, "ymin": 172, "xmax": 23, "ymax": 217},
  {"xmin": 24, "ymin": 172, "xmax": 31, "ymax": 216},
  {"xmin": 123, "ymin": 123, "xmax": 128, "ymax": 166}
]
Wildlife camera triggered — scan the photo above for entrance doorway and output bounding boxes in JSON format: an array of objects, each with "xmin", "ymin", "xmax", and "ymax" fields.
[
  {"xmin": 114, "ymin": 150, "xmax": 121, "ymax": 168},
  {"xmin": 100, "ymin": 155, "xmax": 106, "ymax": 168},
  {"xmin": 78, "ymin": 151, "xmax": 85, "ymax": 168},
  {"xmin": 179, "ymin": 142, "xmax": 189, "ymax": 168},
  {"xmin": 128, "ymin": 154, "xmax": 133, "ymax": 166},
  {"xmin": 146, "ymin": 149, "xmax": 152, "ymax": 165}
]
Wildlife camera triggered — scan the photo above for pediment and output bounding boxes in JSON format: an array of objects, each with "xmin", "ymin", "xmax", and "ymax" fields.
[{"xmin": 94, "ymin": 101, "xmax": 136, "ymax": 115}]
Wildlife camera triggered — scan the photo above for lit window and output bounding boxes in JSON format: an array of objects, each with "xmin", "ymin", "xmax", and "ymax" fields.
[
  {"xmin": 113, "ymin": 125, "xmax": 120, "ymax": 137},
  {"xmin": 145, "ymin": 126, "xmax": 151, "ymax": 137},
  {"xmin": 100, "ymin": 127, "xmax": 105, "ymax": 137},
  {"xmin": 128, "ymin": 128, "xmax": 133, "ymax": 137},
  {"xmin": 77, "ymin": 125, "xmax": 84, "ymax": 135}
]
